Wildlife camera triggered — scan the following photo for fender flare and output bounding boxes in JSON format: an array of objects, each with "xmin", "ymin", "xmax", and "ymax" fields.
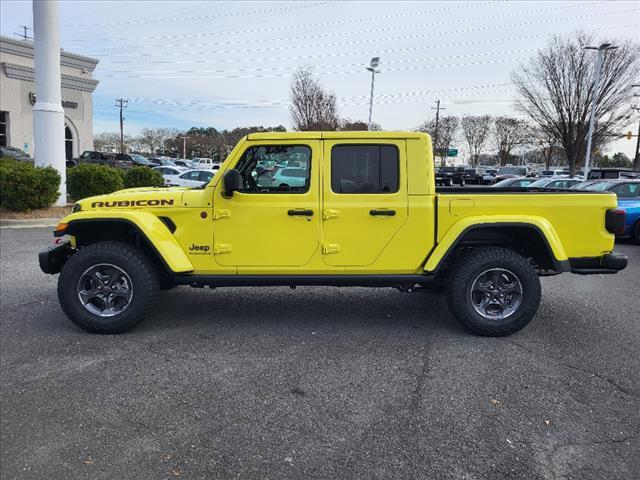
[
  {"xmin": 62, "ymin": 211, "xmax": 193, "ymax": 273},
  {"xmin": 424, "ymin": 215, "xmax": 569, "ymax": 273}
]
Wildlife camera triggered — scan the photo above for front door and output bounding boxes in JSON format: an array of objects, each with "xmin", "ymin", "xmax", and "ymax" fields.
[
  {"xmin": 213, "ymin": 140, "xmax": 320, "ymax": 268},
  {"xmin": 322, "ymin": 140, "xmax": 408, "ymax": 266}
]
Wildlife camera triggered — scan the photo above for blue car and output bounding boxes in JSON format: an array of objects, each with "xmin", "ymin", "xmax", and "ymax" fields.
[{"xmin": 584, "ymin": 180, "xmax": 640, "ymax": 243}]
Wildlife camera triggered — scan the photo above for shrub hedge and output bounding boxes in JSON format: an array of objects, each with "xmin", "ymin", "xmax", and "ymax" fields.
[
  {"xmin": 0, "ymin": 157, "xmax": 61, "ymax": 211},
  {"xmin": 67, "ymin": 163, "xmax": 124, "ymax": 201},
  {"xmin": 123, "ymin": 166, "xmax": 164, "ymax": 189}
]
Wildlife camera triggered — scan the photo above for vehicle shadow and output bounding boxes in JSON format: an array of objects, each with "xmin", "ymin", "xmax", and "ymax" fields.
[{"xmin": 140, "ymin": 286, "xmax": 466, "ymax": 336}]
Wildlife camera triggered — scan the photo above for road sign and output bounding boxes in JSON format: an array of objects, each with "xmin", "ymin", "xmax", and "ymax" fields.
[{"xmin": 435, "ymin": 148, "xmax": 458, "ymax": 157}]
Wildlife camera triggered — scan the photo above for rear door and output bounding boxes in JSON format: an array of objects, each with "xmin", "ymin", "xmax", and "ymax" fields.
[{"xmin": 321, "ymin": 140, "xmax": 408, "ymax": 266}]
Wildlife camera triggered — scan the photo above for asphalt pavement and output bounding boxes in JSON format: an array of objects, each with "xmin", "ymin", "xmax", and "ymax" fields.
[{"xmin": 1, "ymin": 227, "xmax": 638, "ymax": 480}]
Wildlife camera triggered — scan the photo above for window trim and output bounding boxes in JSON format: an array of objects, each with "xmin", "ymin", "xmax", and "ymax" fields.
[
  {"xmin": 330, "ymin": 143, "xmax": 400, "ymax": 195},
  {"xmin": 234, "ymin": 144, "xmax": 312, "ymax": 194}
]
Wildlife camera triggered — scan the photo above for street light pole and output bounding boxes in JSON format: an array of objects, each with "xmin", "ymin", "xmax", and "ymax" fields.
[
  {"xmin": 632, "ymin": 84, "xmax": 640, "ymax": 171},
  {"xmin": 180, "ymin": 136, "xmax": 189, "ymax": 160},
  {"xmin": 367, "ymin": 57, "xmax": 380, "ymax": 131},
  {"xmin": 583, "ymin": 43, "xmax": 617, "ymax": 178}
]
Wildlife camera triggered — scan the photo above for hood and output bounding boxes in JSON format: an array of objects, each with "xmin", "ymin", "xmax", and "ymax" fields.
[{"xmin": 76, "ymin": 186, "xmax": 188, "ymax": 211}]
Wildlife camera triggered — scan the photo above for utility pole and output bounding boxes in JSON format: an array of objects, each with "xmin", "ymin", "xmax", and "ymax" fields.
[
  {"xmin": 14, "ymin": 25, "xmax": 33, "ymax": 40},
  {"xmin": 632, "ymin": 85, "xmax": 640, "ymax": 171},
  {"xmin": 432, "ymin": 99, "xmax": 445, "ymax": 166},
  {"xmin": 115, "ymin": 98, "xmax": 127, "ymax": 154},
  {"xmin": 180, "ymin": 136, "xmax": 189, "ymax": 159},
  {"xmin": 366, "ymin": 57, "xmax": 380, "ymax": 131},
  {"xmin": 583, "ymin": 43, "xmax": 617, "ymax": 178}
]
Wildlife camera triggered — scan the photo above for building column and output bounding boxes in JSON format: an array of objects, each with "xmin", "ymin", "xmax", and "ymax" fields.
[{"xmin": 32, "ymin": 0, "xmax": 66, "ymax": 205}]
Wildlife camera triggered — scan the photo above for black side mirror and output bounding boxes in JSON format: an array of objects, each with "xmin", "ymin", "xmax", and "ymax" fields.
[{"xmin": 223, "ymin": 169, "xmax": 242, "ymax": 197}]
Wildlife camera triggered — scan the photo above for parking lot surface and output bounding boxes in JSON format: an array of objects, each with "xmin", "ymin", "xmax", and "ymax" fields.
[{"xmin": 1, "ymin": 227, "xmax": 639, "ymax": 479}]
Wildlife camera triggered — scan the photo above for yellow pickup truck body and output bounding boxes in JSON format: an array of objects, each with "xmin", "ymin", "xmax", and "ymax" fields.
[{"xmin": 41, "ymin": 131, "xmax": 627, "ymax": 336}]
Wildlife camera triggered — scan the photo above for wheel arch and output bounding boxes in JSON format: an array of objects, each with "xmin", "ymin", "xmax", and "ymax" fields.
[
  {"xmin": 63, "ymin": 213, "xmax": 193, "ymax": 274},
  {"xmin": 424, "ymin": 218, "xmax": 570, "ymax": 275}
]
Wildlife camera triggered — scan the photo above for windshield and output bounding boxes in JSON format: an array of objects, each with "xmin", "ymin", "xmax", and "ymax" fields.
[
  {"xmin": 584, "ymin": 181, "xmax": 616, "ymax": 191},
  {"xmin": 528, "ymin": 178, "xmax": 553, "ymax": 188},
  {"xmin": 492, "ymin": 178, "xmax": 519, "ymax": 187}
]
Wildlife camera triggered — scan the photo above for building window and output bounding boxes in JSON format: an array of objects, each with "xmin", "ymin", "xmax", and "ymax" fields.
[
  {"xmin": 65, "ymin": 125, "xmax": 73, "ymax": 160},
  {"xmin": 0, "ymin": 111, "xmax": 7, "ymax": 147}
]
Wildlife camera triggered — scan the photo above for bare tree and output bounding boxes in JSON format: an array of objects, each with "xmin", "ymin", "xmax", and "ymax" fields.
[
  {"xmin": 461, "ymin": 115, "xmax": 492, "ymax": 166},
  {"xmin": 93, "ymin": 132, "xmax": 120, "ymax": 152},
  {"xmin": 138, "ymin": 128, "xmax": 158, "ymax": 154},
  {"xmin": 494, "ymin": 116, "xmax": 530, "ymax": 165},
  {"xmin": 290, "ymin": 67, "xmax": 339, "ymax": 131},
  {"xmin": 339, "ymin": 119, "xmax": 382, "ymax": 131},
  {"xmin": 418, "ymin": 115, "xmax": 459, "ymax": 166},
  {"xmin": 513, "ymin": 32, "xmax": 640, "ymax": 175}
]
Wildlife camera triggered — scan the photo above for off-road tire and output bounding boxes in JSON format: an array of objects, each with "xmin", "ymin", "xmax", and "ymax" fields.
[
  {"xmin": 446, "ymin": 247, "xmax": 541, "ymax": 336},
  {"xmin": 58, "ymin": 241, "xmax": 159, "ymax": 333}
]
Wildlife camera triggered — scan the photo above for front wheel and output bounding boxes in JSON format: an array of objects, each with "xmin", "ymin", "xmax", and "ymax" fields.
[
  {"xmin": 445, "ymin": 247, "xmax": 541, "ymax": 336},
  {"xmin": 58, "ymin": 241, "xmax": 159, "ymax": 333}
]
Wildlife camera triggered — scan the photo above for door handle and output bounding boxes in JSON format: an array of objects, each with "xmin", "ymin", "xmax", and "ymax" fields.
[
  {"xmin": 288, "ymin": 209, "xmax": 314, "ymax": 216},
  {"xmin": 369, "ymin": 209, "xmax": 396, "ymax": 216}
]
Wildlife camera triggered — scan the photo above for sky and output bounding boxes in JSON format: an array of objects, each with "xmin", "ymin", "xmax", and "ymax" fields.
[{"xmin": 1, "ymin": 0, "xmax": 639, "ymax": 159}]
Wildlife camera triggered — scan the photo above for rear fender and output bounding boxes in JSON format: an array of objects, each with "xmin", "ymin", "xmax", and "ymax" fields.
[{"xmin": 424, "ymin": 215, "xmax": 568, "ymax": 273}]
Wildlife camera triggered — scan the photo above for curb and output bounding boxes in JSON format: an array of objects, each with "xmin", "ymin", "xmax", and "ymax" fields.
[{"xmin": 0, "ymin": 218, "xmax": 59, "ymax": 229}]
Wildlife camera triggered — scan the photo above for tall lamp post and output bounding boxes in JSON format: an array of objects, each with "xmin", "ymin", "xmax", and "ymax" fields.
[
  {"xmin": 583, "ymin": 43, "xmax": 617, "ymax": 178},
  {"xmin": 180, "ymin": 136, "xmax": 189, "ymax": 160},
  {"xmin": 632, "ymin": 84, "xmax": 640, "ymax": 171},
  {"xmin": 367, "ymin": 57, "xmax": 380, "ymax": 131},
  {"xmin": 32, "ymin": 0, "xmax": 66, "ymax": 205}
]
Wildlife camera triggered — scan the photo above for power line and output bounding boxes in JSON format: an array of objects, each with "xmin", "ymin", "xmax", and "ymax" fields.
[
  {"xmin": 87, "ymin": 1, "xmax": 607, "ymax": 53},
  {"xmin": 72, "ymin": 0, "xmax": 501, "ymax": 44},
  {"xmin": 13, "ymin": 25, "xmax": 33, "ymax": 40}
]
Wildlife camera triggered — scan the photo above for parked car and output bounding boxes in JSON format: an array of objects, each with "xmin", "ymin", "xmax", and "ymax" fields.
[
  {"xmin": 172, "ymin": 159, "xmax": 196, "ymax": 169},
  {"xmin": 528, "ymin": 177, "xmax": 583, "ymax": 189},
  {"xmin": 0, "ymin": 146, "xmax": 33, "ymax": 163},
  {"xmin": 40, "ymin": 131, "xmax": 628, "ymax": 337},
  {"xmin": 463, "ymin": 167, "xmax": 482, "ymax": 184},
  {"xmin": 270, "ymin": 167, "xmax": 308, "ymax": 188},
  {"xmin": 73, "ymin": 151, "xmax": 132, "ymax": 169},
  {"xmin": 481, "ymin": 168, "xmax": 498, "ymax": 185},
  {"xmin": 539, "ymin": 169, "xmax": 566, "ymax": 178},
  {"xmin": 152, "ymin": 166, "xmax": 188, "ymax": 186},
  {"xmin": 149, "ymin": 157, "xmax": 178, "ymax": 167},
  {"xmin": 165, "ymin": 169, "xmax": 216, "ymax": 187},
  {"xmin": 570, "ymin": 179, "xmax": 606, "ymax": 190},
  {"xmin": 583, "ymin": 180, "xmax": 640, "ymax": 242},
  {"xmin": 435, "ymin": 166, "xmax": 465, "ymax": 186},
  {"xmin": 117, "ymin": 153, "xmax": 153, "ymax": 167},
  {"xmin": 491, "ymin": 177, "xmax": 538, "ymax": 188},
  {"xmin": 191, "ymin": 157, "xmax": 220, "ymax": 170},
  {"xmin": 587, "ymin": 168, "xmax": 640, "ymax": 180},
  {"xmin": 493, "ymin": 166, "xmax": 529, "ymax": 183}
]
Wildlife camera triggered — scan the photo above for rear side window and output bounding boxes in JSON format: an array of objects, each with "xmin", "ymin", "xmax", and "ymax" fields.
[{"xmin": 331, "ymin": 145, "xmax": 399, "ymax": 193}]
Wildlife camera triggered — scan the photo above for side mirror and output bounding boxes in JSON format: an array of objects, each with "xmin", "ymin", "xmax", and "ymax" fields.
[{"xmin": 223, "ymin": 169, "xmax": 242, "ymax": 197}]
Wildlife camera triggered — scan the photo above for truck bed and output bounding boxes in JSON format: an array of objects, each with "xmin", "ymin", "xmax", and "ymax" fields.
[{"xmin": 436, "ymin": 186, "xmax": 596, "ymax": 194}]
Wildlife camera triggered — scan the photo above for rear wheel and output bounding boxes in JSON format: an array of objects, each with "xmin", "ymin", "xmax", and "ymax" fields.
[
  {"xmin": 58, "ymin": 241, "xmax": 159, "ymax": 333},
  {"xmin": 446, "ymin": 178, "xmax": 453, "ymax": 187},
  {"xmin": 633, "ymin": 220, "xmax": 640, "ymax": 244},
  {"xmin": 446, "ymin": 247, "xmax": 541, "ymax": 336}
]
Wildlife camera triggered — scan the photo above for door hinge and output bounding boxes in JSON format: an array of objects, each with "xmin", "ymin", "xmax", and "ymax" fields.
[
  {"xmin": 323, "ymin": 209, "xmax": 340, "ymax": 220},
  {"xmin": 322, "ymin": 243, "xmax": 341, "ymax": 254},
  {"xmin": 213, "ymin": 209, "xmax": 231, "ymax": 220},
  {"xmin": 213, "ymin": 243, "xmax": 232, "ymax": 254}
]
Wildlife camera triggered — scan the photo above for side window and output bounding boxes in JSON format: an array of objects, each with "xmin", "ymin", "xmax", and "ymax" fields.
[
  {"xmin": 611, "ymin": 183, "xmax": 639, "ymax": 197},
  {"xmin": 233, "ymin": 145, "xmax": 311, "ymax": 193},
  {"xmin": 199, "ymin": 171, "xmax": 213, "ymax": 182},
  {"xmin": 331, "ymin": 144, "xmax": 399, "ymax": 193},
  {"xmin": 181, "ymin": 171, "xmax": 200, "ymax": 180}
]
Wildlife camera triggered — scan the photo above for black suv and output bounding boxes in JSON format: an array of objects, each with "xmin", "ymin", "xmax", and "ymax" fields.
[
  {"xmin": 587, "ymin": 168, "xmax": 640, "ymax": 180},
  {"xmin": 435, "ymin": 166, "xmax": 466, "ymax": 186}
]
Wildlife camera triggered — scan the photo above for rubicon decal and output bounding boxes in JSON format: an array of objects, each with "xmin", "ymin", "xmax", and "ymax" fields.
[{"xmin": 91, "ymin": 199, "xmax": 174, "ymax": 208}]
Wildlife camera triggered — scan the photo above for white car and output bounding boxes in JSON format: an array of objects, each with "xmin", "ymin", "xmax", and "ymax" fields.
[
  {"xmin": 152, "ymin": 166, "xmax": 188, "ymax": 186},
  {"xmin": 167, "ymin": 169, "xmax": 216, "ymax": 187},
  {"xmin": 271, "ymin": 167, "xmax": 308, "ymax": 188}
]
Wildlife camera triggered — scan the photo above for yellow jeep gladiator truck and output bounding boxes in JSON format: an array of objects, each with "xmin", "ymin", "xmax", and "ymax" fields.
[{"xmin": 39, "ymin": 132, "xmax": 628, "ymax": 336}]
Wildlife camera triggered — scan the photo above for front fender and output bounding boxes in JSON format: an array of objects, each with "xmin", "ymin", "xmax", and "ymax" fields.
[
  {"xmin": 423, "ymin": 215, "xmax": 568, "ymax": 273},
  {"xmin": 60, "ymin": 211, "xmax": 194, "ymax": 273}
]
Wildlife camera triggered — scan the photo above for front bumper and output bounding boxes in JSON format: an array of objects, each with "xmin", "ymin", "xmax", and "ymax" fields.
[
  {"xmin": 570, "ymin": 252, "xmax": 628, "ymax": 275},
  {"xmin": 39, "ymin": 240, "xmax": 74, "ymax": 274}
]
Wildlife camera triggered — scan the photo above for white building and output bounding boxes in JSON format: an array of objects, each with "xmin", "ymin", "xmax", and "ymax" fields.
[{"xmin": 0, "ymin": 35, "xmax": 99, "ymax": 160}]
